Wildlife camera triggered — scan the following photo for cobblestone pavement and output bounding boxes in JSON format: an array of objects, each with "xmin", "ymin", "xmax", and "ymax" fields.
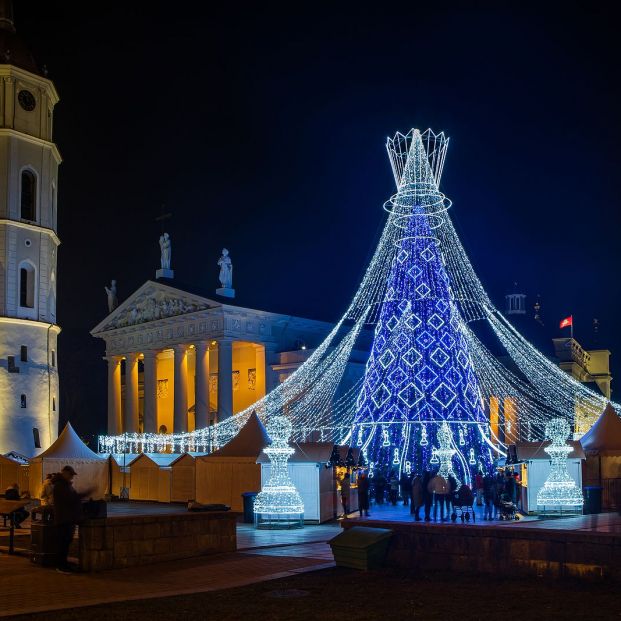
[{"xmin": 0, "ymin": 540, "xmax": 335, "ymax": 618}]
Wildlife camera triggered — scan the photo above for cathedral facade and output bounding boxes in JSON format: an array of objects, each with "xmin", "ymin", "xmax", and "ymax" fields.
[{"xmin": 0, "ymin": 4, "xmax": 61, "ymax": 456}]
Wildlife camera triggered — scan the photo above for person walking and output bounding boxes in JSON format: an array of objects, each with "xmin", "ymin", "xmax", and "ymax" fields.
[
  {"xmin": 4, "ymin": 483, "xmax": 29, "ymax": 528},
  {"xmin": 340, "ymin": 472, "xmax": 351, "ymax": 517},
  {"xmin": 447, "ymin": 473, "xmax": 458, "ymax": 516},
  {"xmin": 410, "ymin": 473, "xmax": 424, "ymax": 521},
  {"xmin": 428, "ymin": 472, "xmax": 449, "ymax": 521},
  {"xmin": 474, "ymin": 470, "xmax": 484, "ymax": 506},
  {"xmin": 389, "ymin": 472, "xmax": 399, "ymax": 506},
  {"xmin": 358, "ymin": 472, "xmax": 370, "ymax": 517},
  {"xmin": 53, "ymin": 465, "xmax": 94, "ymax": 574},
  {"xmin": 399, "ymin": 472, "xmax": 411, "ymax": 506},
  {"xmin": 421, "ymin": 470, "xmax": 433, "ymax": 521},
  {"xmin": 482, "ymin": 471, "xmax": 495, "ymax": 520}
]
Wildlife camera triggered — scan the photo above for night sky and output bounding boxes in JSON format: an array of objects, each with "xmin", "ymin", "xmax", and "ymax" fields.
[{"xmin": 15, "ymin": 2, "xmax": 621, "ymax": 443}]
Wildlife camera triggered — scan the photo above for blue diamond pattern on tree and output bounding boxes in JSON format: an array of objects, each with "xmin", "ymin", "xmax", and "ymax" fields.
[{"xmin": 351, "ymin": 129, "xmax": 492, "ymax": 485}]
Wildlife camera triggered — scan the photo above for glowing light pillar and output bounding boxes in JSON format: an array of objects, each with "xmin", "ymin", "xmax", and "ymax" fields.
[
  {"xmin": 254, "ymin": 416, "xmax": 304, "ymax": 529},
  {"xmin": 536, "ymin": 418, "xmax": 584, "ymax": 511}
]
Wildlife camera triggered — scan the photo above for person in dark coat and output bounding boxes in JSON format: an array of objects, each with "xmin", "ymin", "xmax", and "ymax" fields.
[
  {"xmin": 410, "ymin": 473, "xmax": 424, "ymax": 520},
  {"xmin": 421, "ymin": 470, "xmax": 433, "ymax": 521},
  {"xmin": 374, "ymin": 473, "xmax": 386, "ymax": 505},
  {"xmin": 504, "ymin": 470, "xmax": 516, "ymax": 504},
  {"xmin": 358, "ymin": 472, "xmax": 370, "ymax": 517},
  {"xmin": 483, "ymin": 472, "xmax": 495, "ymax": 520},
  {"xmin": 53, "ymin": 465, "xmax": 94, "ymax": 574},
  {"xmin": 447, "ymin": 473, "xmax": 458, "ymax": 515},
  {"xmin": 399, "ymin": 472, "xmax": 411, "ymax": 506},
  {"xmin": 4, "ymin": 483, "xmax": 29, "ymax": 528}
]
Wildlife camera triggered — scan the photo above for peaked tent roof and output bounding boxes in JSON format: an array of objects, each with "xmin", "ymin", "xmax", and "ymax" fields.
[
  {"xmin": 204, "ymin": 411, "xmax": 270, "ymax": 459},
  {"xmin": 34, "ymin": 423, "xmax": 104, "ymax": 461},
  {"xmin": 580, "ymin": 403, "xmax": 621, "ymax": 454}
]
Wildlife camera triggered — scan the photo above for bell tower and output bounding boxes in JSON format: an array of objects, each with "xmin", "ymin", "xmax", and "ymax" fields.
[{"xmin": 0, "ymin": 0, "xmax": 61, "ymax": 456}]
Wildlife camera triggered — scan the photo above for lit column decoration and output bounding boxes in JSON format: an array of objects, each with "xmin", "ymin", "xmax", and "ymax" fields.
[
  {"xmin": 142, "ymin": 350, "xmax": 158, "ymax": 434},
  {"xmin": 106, "ymin": 356, "xmax": 122, "ymax": 435},
  {"xmin": 436, "ymin": 421, "xmax": 460, "ymax": 487},
  {"xmin": 173, "ymin": 344, "xmax": 189, "ymax": 433},
  {"xmin": 195, "ymin": 341, "xmax": 210, "ymax": 429},
  {"xmin": 536, "ymin": 418, "xmax": 583, "ymax": 510},
  {"xmin": 217, "ymin": 340, "xmax": 234, "ymax": 421},
  {"xmin": 254, "ymin": 416, "xmax": 304, "ymax": 529},
  {"xmin": 125, "ymin": 353, "xmax": 140, "ymax": 433}
]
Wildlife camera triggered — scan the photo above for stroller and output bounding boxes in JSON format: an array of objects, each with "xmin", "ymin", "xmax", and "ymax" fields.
[
  {"xmin": 451, "ymin": 484, "xmax": 476, "ymax": 523},
  {"xmin": 497, "ymin": 493, "xmax": 519, "ymax": 520}
]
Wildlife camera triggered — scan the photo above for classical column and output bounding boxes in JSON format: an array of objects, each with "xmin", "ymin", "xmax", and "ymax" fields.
[
  {"xmin": 173, "ymin": 344, "xmax": 189, "ymax": 433},
  {"xmin": 264, "ymin": 343, "xmax": 279, "ymax": 394},
  {"xmin": 194, "ymin": 341, "xmax": 210, "ymax": 429},
  {"xmin": 217, "ymin": 339, "xmax": 233, "ymax": 421},
  {"xmin": 106, "ymin": 356, "xmax": 122, "ymax": 435},
  {"xmin": 124, "ymin": 353, "xmax": 140, "ymax": 433},
  {"xmin": 142, "ymin": 350, "xmax": 158, "ymax": 434}
]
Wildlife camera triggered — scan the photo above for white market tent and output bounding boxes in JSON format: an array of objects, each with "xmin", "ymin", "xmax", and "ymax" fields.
[
  {"xmin": 29, "ymin": 423, "xmax": 107, "ymax": 499},
  {"xmin": 580, "ymin": 402, "xmax": 621, "ymax": 508},
  {"xmin": 196, "ymin": 411, "xmax": 270, "ymax": 511}
]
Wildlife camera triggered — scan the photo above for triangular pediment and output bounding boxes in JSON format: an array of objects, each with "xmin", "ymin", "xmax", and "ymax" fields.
[{"xmin": 91, "ymin": 281, "xmax": 221, "ymax": 334}]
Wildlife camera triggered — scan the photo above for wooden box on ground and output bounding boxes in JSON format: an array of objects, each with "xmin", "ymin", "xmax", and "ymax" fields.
[{"xmin": 329, "ymin": 526, "xmax": 393, "ymax": 570}]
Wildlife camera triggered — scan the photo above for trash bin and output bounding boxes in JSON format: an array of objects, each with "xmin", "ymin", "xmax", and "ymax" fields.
[
  {"xmin": 329, "ymin": 526, "xmax": 393, "ymax": 570},
  {"xmin": 583, "ymin": 486, "xmax": 603, "ymax": 515},
  {"xmin": 31, "ymin": 522, "xmax": 59, "ymax": 566},
  {"xmin": 241, "ymin": 492, "xmax": 258, "ymax": 523}
]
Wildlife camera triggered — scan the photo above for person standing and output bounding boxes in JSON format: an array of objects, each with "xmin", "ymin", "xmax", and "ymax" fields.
[
  {"xmin": 410, "ymin": 473, "xmax": 424, "ymax": 521},
  {"xmin": 422, "ymin": 470, "xmax": 433, "ymax": 521},
  {"xmin": 447, "ymin": 473, "xmax": 458, "ymax": 516},
  {"xmin": 483, "ymin": 471, "xmax": 495, "ymax": 520},
  {"xmin": 53, "ymin": 465, "xmax": 94, "ymax": 574},
  {"xmin": 340, "ymin": 472, "xmax": 351, "ymax": 517},
  {"xmin": 358, "ymin": 472, "xmax": 370, "ymax": 517},
  {"xmin": 474, "ymin": 471, "xmax": 484, "ymax": 506},
  {"xmin": 389, "ymin": 472, "xmax": 399, "ymax": 506},
  {"xmin": 399, "ymin": 472, "xmax": 411, "ymax": 506},
  {"xmin": 374, "ymin": 473, "xmax": 386, "ymax": 505},
  {"xmin": 40, "ymin": 474, "xmax": 55, "ymax": 506},
  {"xmin": 4, "ymin": 483, "xmax": 29, "ymax": 528},
  {"xmin": 428, "ymin": 472, "xmax": 449, "ymax": 521}
]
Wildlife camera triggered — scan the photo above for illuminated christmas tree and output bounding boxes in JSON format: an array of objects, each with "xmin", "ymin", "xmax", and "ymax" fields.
[{"xmin": 352, "ymin": 130, "xmax": 492, "ymax": 484}]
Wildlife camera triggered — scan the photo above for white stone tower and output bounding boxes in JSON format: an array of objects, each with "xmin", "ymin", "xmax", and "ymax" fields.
[{"xmin": 0, "ymin": 1, "xmax": 61, "ymax": 456}]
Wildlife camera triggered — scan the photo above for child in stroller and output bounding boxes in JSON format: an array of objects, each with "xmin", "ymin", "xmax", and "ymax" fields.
[{"xmin": 497, "ymin": 492, "xmax": 519, "ymax": 520}]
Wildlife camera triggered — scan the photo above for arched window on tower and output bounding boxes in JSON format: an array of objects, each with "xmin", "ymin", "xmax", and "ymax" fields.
[
  {"xmin": 20, "ymin": 170, "xmax": 37, "ymax": 221},
  {"xmin": 19, "ymin": 262, "xmax": 36, "ymax": 308}
]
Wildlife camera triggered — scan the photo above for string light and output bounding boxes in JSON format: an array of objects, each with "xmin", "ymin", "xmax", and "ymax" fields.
[{"xmin": 98, "ymin": 128, "xmax": 619, "ymax": 468}]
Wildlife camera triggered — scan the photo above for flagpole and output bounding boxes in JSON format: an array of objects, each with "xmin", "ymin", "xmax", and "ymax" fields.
[{"xmin": 571, "ymin": 315, "xmax": 574, "ymax": 340}]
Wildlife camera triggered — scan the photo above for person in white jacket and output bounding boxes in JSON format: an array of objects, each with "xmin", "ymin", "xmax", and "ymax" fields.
[
  {"xmin": 428, "ymin": 473, "xmax": 449, "ymax": 521},
  {"xmin": 40, "ymin": 473, "xmax": 54, "ymax": 506}
]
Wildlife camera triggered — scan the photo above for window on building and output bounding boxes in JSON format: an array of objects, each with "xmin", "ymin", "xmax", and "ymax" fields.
[
  {"xmin": 19, "ymin": 263, "xmax": 35, "ymax": 308},
  {"xmin": 52, "ymin": 397, "xmax": 56, "ymax": 411},
  {"xmin": 20, "ymin": 170, "xmax": 36, "ymax": 221},
  {"xmin": 20, "ymin": 394, "xmax": 27, "ymax": 408},
  {"xmin": 7, "ymin": 356, "xmax": 19, "ymax": 373},
  {"xmin": 20, "ymin": 346, "xmax": 28, "ymax": 362},
  {"xmin": 33, "ymin": 427, "xmax": 41, "ymax": 449},
  {"xmin": 51, "ymin": 350, "xmax": 56, "ymax": 367}
]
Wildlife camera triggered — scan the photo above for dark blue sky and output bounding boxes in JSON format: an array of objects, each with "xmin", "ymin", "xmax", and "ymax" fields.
[{"xmin": 17, "ymin": 2, "xmax": 620, "ymax": 440}]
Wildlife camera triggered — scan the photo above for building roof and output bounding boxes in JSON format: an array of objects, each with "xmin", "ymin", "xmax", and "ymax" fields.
[
  {"xmin": 34, "ymin": 423, "xmax": 104, "ymax": 461},
  {"xmin": 257, "ymin": 442, "xmax": 357, "ymax": 464},
  {"xmin": 513, "ymin": 440, "xmax": 585, "ymax": 461},
  {"xmin": 580, "ymin": 403, "xmax": 621, "ymax": 454},
  {"xmin": 0, "ymin": 1, "xmax": 44, "ymax": 76},
  {"xmin": 203, "ymin": 411, "xmax": 270, "ymax": 459},
  {"xmin": 129, "ymin": 453, "xmax": 182, "ymax": 467}
]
